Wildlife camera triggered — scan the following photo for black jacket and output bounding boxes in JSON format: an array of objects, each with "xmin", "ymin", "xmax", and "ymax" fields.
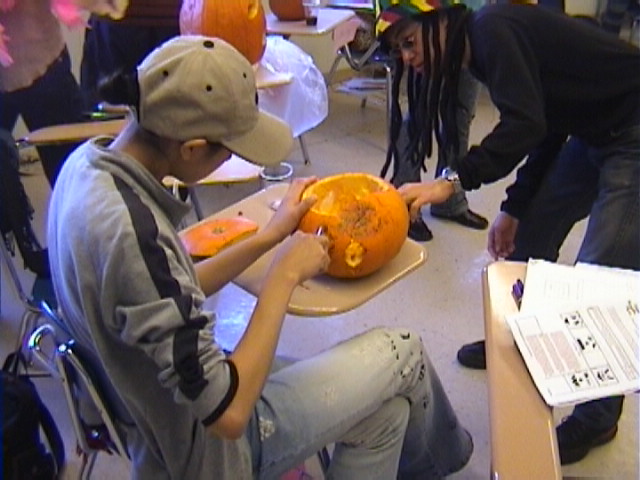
[{"xmin": 458, "ymin": 4, "xmax": 640, "ymax": 218}]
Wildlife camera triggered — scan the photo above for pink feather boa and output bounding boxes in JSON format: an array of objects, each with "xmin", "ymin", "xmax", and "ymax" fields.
[{"xmin": 0, "ymin": 0, "xmax": 128, "ymax": 66}]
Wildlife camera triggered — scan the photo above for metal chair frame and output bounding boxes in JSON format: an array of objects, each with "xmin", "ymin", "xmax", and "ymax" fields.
[{"xmin": 28, "ymin": 320, "xmax": 130, "ymax": 480}]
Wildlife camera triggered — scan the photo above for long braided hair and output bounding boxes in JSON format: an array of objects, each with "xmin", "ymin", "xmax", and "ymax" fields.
[{"xmin": 381, "ymin": 5, "xmax": 471, "ymax": 182}]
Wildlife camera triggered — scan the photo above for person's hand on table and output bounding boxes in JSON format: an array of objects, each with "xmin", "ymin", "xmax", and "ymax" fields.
[
  {"xmin": 398, "ymin": 179, "xmax": 455, "ymax": 220},
  {"xmin": 488, "ymin": 211, "xmax": 519, "ymax": 260},
  {"xmin": 263, "ymin": 177, "xmax": 318, "ymax": 242}
]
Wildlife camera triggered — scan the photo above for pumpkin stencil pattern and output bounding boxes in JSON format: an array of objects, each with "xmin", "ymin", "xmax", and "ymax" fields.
[{"xmin": 298, "ymin": 173, "xmax": 410, "ymax": 278}]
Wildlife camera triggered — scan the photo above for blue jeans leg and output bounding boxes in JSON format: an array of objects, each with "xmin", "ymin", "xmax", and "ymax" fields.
[
  {"xmin": 247, "ymin": 328, "xmax": 473, "ymax": 480},
  {"xmin": 431, "ymin": 68, "xmax": 481, "ymax": 217},
  {"xmin": 571, "ymin": 125, "xmax": 640, "ymax": 429},
  {"xmin": 511, "ymin": 126, "xmax": 640, "ymax": 430}
]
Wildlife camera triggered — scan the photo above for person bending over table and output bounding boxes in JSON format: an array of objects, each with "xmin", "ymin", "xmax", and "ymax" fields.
[
  {"xmin": 47, "ymin": 35, "xmax": 472, "ymax": 480},
  {"xmin": 376, "ymin": 1, "xmax": 639, "ymax": 466},
  {"xmin": 377, "ymin": 0, "xmax": 489, "ymax": 242}
]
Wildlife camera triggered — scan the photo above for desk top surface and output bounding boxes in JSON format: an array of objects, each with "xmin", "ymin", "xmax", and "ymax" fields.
[
  {"xmin": 327, "ymin": 0, "xmax": 374, "ymax": 10},
  {"xmin": 483, "ymin": 261, "xmax": 562, "ymax": 480},
  {"xmin": 185, "ymin": 183, "xmax": 427, "ymax": 316},
  {"xmin": 266, "ymin": 8, "xmax": 356, "ymax": 36}
]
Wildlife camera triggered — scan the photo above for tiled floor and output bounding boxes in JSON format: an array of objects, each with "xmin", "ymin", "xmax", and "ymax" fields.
[{"xmin": 1, "ymin": 86, "xmax": 638, "ymax": 479}]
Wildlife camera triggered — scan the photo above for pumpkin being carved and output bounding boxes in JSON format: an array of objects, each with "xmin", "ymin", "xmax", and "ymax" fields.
[
  {"xmin": 180, "ymin": 0, "xmax": 267, "ymax": 65},
  {"xmin": 180, "ymin": 217, "xmax": 259, "ymax": 260},
  {"xmin": 298, "ymin": 173, "xmax": 410, "ymax": 279}
]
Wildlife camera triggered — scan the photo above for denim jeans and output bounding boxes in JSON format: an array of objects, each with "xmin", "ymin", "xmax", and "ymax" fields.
[
  {"xmin": 0, "ymin": 48, "xmax": 84, "ymax": 186},
  {"xmin": 391, "ymin": 69, "xmax": 480, "ymax": 217},
  {"xmin": 510, "ymin": 125, "xmax": 640, "ymax": 429},
  {"xmin": 247, "ymin": 328, "xmax": 473, "ymax": 479}
]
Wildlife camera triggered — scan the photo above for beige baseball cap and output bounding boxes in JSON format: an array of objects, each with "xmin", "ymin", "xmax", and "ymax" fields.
[{"xmin": 137, "ymin": 35, "xmax": 293, "ymax": 167}]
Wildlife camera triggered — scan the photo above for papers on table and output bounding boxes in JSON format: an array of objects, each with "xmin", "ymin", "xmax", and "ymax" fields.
[{"xmin": 506, "ymin": 259, "xmax": 640, "ymax": 407}]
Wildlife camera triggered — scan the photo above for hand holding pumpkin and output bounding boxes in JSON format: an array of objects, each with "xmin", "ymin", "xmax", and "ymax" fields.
[
  {"xmin": 268, "ymin": 231, "xmax": 330, "ymax": 286},
  {"xmin": 263, "ymin": 177, "xmax": 319, "ymax": 242},
  {"xmin": 398, "ymin": 179, "xmax": 455, "ymax": 220}
]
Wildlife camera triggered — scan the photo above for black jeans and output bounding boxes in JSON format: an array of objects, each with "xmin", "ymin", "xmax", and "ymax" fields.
[{"xmin": 0, "ymin": 48, "xmax": 84, "ymax": 187}]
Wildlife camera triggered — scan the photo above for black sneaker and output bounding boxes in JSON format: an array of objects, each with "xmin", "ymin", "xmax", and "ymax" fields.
[
  {"xmin": 408, "ymin": 217, "xmax": 433, "ymax": 242},
  {"xmin": 456, "ymin": 340, "xmax": 486, "ymax": 369},
  {"xmin": 431, "ymin": 209, "xmax": 489, "ymax": 230},
  {"xmin": 556, "ymin": 415, "xmax": 618, "ymax": 465}
]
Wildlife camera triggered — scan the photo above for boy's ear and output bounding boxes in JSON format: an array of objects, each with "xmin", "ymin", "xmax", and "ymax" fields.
[{"xmin": 179, "ymin": 139, "xmax": 208, "ymax": 161}]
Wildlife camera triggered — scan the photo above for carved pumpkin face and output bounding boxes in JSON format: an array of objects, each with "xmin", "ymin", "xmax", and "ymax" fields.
[
  {"xmin": 180, "ymin": 0, "xmax": 267, "ymax": 65},
  {"xmin": 298, "ymin": 173, "xmax": 410, "ymax": 278},
  {"xmin": 180, "ymin": 217, "xmax": 259, "ymax": 259}
]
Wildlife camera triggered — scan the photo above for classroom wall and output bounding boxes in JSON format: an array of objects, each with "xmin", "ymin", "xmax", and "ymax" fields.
[{"xmin": 58, "ymin": 0, "xmax": 605, "ymax": 86}]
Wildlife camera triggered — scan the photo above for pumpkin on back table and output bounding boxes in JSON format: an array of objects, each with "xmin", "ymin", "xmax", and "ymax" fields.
[
  {"xmin": 180, "ymin": 0, "xmax": 267, "ymax": 65},
  {"xmin": 298, "ymin": 173, "xmax": 410, "ymax": 279}
]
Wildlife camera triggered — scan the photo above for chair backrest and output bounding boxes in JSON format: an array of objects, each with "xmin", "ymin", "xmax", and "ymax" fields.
[{"xmin": 27, "ymin": 322, "xmax": 130, "ymax": 462}]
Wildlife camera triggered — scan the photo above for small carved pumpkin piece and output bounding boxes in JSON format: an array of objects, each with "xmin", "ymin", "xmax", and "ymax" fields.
[
  {"xmin": 180, "ymin": 0, "xmax": 267, "ymax": 65},
  {"xmin": 298, "ymin": 173, "xmax": 409, "ymax": 278},
  {"xmin": 181, "ymin": 217, "xmax": 259, "ymax": 259}
]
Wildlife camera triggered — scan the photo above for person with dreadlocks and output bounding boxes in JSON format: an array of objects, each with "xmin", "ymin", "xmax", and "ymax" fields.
[
  {"xmin": 378, "ymin": 0, "xmax": 489, "ymax": 242},
  {"xmin": 377, "ymin": 0, "xmax": 640, "ymax": 466}
]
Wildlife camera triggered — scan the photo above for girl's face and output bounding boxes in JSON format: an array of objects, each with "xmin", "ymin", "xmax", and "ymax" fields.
[{"xmin": 390, "ymin": 22, "xmax": 425, "ymax": 72}]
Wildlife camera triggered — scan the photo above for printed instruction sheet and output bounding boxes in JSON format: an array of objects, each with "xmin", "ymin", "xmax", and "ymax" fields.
[{"xmin": 506, "ymin": 260, "xmax": 640, "ymax": 407}]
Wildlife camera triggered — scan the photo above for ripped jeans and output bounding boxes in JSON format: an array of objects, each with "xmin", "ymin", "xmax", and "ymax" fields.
[{"xmin": 246, "ymin": 328, "xmax": 473, "ymax": 480}]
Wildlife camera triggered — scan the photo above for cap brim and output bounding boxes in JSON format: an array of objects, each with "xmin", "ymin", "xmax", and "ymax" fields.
[{"xmin": 222, "ymin": 110, "xmax": 293, "ymax": 167}]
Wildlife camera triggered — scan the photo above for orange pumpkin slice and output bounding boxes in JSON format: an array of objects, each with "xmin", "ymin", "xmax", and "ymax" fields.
[
  {"xmin": 181, "ymin": 217, "xmax": 259, "ymax": 259},
  {"xmin": 298, "ymin": 173, "xmax": 410, "ymax": 278}
]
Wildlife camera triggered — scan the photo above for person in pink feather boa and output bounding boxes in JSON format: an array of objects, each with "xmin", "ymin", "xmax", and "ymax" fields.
[{"xmin": 0, "ymin": 0, "xmax": 125, "ymax": 185}]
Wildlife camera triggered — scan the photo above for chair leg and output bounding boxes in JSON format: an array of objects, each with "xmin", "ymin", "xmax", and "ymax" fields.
[
  {"xmin": 317, "ymin": 446, "xmax": 331, "ymax": 475},
  {"xmin": 384, "ymin": 63, "xmax": 393, "ymax": 147},
  {"xmin": 187, "ymin": 186, "xmax": 204, "ymax": 221},
  {"xmin": 79, "ymin": 451, "xmax": 99, "ymax": 480},
  {"xmin": 299, "ymin": 136, "xmax": 311, "ymax": 165},
  {"xmin": 16, "ymin": 307, "xmax": 42, "ymax": 362},
  {"xmin": 326, "ymin": 49, "xmax": 345, "ymax": 87}
]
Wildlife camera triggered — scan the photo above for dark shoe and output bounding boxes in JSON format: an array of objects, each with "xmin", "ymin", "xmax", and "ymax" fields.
[
  {"xmin": 431, "ymin": 209, "xmax": 489, "ymax": 230},
  {"xmin": 556, "ymin": 415, "xmax": 618, "ymax": 465},
  {"xmin": 457, "ymin": 340, "xmax": 486, "ymax": 369},
  {"xmin": 408, "ymin": 217, "xmax": 433, "ymax": 242}
]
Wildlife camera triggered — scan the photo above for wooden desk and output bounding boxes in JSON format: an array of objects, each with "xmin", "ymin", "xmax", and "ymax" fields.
[
  {"xmin": 483, "ymin": 261, "xmax": 562, "ymax": 480},
  {"xmin": 17, "ymin": 119, "xmax": 127, "ymax": 147},
  {"xmin": 266, "ymin": 8, "xmax": 356, "ymax": 37},
  {"xmin": 183, "ymin": 183, "xmax": 427, "ymax": 316}
]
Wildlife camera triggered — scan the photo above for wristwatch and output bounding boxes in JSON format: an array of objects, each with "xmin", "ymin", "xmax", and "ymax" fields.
[{"xmin": 440, "ymin": 167, "xmax": 463, "ymax": 194}]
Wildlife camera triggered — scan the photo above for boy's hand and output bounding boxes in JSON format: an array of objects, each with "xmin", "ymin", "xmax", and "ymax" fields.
[
  {"xmin": 264, "ymin": 177, "xmax": 318, "ymax": 242},
  {"xmin": 269, "ymin": 231, "xmax": 330, "ymax": 286},
  {"xmin": 398, "ymin": 180, "xmax": 455, "ymax": 220},
  {"xmin": 488, "ymin": 212, "xmax": 519, "ymax": 260}
]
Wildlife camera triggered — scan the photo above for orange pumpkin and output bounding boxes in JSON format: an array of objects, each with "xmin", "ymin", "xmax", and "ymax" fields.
[
  {"xmin": 269, "ymin": 0, "xmax": 306, "ymax": 21},
  {"xmin": 180, "ymin": 217, "xmax": 259, "ymax": 259},
  {"xmin": 180, "ymin": 0, "xmax": 267, "ymax": 65},
  {"xmin": 298, "ymin": 173, "xmax": 410, "ymax": 278}
]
